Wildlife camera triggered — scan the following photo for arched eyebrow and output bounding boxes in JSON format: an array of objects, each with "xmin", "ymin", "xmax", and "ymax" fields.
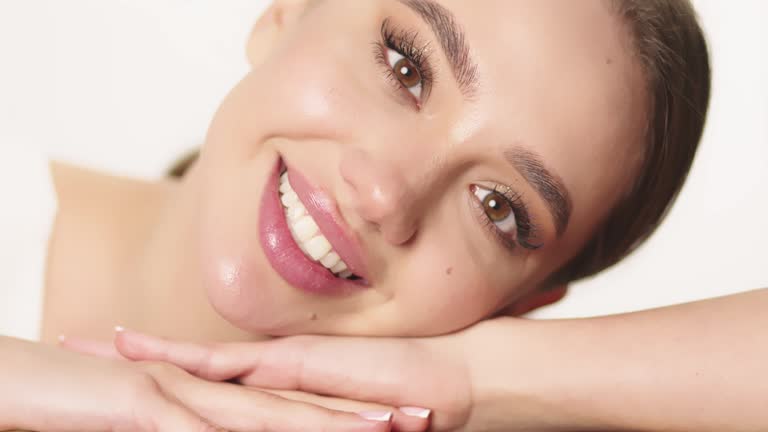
[
  {"xmin": 398, "ymin": 0, "xmax": 479, "ymax": 98},
  {"xmin": 504, "ymin": 147, "xmax": 572, "ymax": 237}
]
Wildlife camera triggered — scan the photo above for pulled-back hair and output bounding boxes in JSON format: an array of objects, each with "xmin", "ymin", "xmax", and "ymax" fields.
[{"xmin": 550, "ymin": 0, "xmax": 711, "ymax": 284}]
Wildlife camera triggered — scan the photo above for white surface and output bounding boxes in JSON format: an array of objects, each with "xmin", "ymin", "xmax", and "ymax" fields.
[
  {"xmin": 0, "ymin": 1, "xmax": 766, "ymax": 319},
  {"xmin": 0, "ymin": 147, "xmax": 56, "ymax": 340}
]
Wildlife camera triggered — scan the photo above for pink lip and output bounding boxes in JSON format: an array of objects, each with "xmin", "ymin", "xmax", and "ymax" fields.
[{"xmin": 259, "ymin": 158, "xmax": 369, "ymax": 296}]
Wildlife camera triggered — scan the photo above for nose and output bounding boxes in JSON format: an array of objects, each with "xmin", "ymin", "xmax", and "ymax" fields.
[{"xmin": 340, "ymin": 149, "xmax": 418, "ymax": 245}]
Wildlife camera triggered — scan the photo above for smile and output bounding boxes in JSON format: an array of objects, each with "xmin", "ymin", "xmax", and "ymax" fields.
[
  {"xmin": 279, "ymin": 170, "xmax": 358, "ymax": 279},
  {"xmin": 259, "ymin": 157, "xmax": 369, "ymax": 296}
]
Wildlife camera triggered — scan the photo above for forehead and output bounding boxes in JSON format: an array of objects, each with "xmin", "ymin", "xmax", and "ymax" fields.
[{"xmin": 437, "ymin": 0, "xmax": 648, "ymax": 236}]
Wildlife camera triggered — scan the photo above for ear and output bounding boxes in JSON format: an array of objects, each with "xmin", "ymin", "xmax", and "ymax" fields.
[
  {"xmin": 499, "ymin": 284, "xmax": 569, "ymax": 317},
  {"xmin": 246, "ymin": 0, "xmax": 310, "ymax": 67}
]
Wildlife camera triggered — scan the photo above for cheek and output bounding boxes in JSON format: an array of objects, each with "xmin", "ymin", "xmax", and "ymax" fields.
[
  {"xmin": 188, "ymin": 32, "xmax": 374, "ymax": 332},
  {"xmin": 249, "ymin": 42, "xmax": 371, "ymax": 142},
  {"xmin": 197, "ymin": 167, "xmax": 263, "ymax": 321},
  {"xmin": 392, "ymin": 246, "xmax": 508, "ymax": 334},
  {"xmin": 193, "ymin": 150, "xmax": 290, "ymax": 332}
]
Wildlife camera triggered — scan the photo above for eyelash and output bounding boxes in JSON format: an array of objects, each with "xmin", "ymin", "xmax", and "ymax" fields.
[
  {"xmin": 373, "ymin": 18, "xmax": 435, "ymax": 107},
  {"xmin": 471, "ymin": 185, "xmax": 542, "ymax": 251}
]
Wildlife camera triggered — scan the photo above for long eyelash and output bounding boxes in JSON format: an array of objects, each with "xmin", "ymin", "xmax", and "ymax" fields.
[
  {"xmin": 373, "ymin": 18, "xmax": 435, "ymax": 105},
  {"xmin": 495, "ymin": 185, "xmax": 541, "ymax": 250},
  {"xmin": 473, "ymin": 185, "xmax": 542, "ymax": 251}
]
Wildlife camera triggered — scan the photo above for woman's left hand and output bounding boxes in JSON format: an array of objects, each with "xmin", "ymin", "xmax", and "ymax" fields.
[{"xmin": 62, "ymin": 330, "xmax": 437, "ymax": 432}]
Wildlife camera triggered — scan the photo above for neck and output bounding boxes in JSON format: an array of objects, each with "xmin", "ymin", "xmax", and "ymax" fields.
[{"xmin": 42, "ymin": 162, "xmax": 256, "ymax": 343}]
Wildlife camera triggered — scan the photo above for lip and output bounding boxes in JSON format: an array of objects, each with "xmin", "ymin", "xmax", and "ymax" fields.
[{"xmin": 259, "ymin": 157, "xmax": 370, "ymax": 296}]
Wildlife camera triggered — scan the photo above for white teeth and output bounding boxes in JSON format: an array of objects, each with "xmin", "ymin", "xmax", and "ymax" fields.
[
  {"xmin": 287, "ymin": 204, "xmax": 307, "ymax": 221},
  {"xmin": 319, "ymin": 252, "xmax": 341, "ymax": 269},
  {"xmin": 280, "ymin": 190, "xmax": 299, "ymax": 207},
  {"xmin": 330, "ymin": 260, "xmax": 348, "ymax": 274},
  {"xmin": 292, "ymin": 216, "xmax": 319, "ymax": 242},
  {"xmin": 279, "ymin": 169, "xmax": 357, "ymax": 279},
  {"xmin": 305, "ymin": 236, "xmax": 332, "ymax": 260},
  {"xmin": 279, "ymin": 180, "xmax": 292, "ymax": 195}
]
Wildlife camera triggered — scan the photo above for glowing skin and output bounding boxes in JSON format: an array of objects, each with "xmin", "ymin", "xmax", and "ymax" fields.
[{"xmin": 177, "ymin": 0, "xmax": 648, "ymax": 337}]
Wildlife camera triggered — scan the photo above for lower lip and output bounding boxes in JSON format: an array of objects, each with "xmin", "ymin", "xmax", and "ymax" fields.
[{"xmin": 259, "ymin": 158, "xmax": 364, "ymax": 296}]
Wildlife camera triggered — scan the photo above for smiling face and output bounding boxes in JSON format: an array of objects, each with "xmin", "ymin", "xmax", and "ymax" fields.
[{"xmin": 188, "ymin": 0, "xmax": 648, "ymax": 336}]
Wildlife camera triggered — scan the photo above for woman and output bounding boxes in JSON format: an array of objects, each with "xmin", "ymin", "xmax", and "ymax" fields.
[{"xmin": 0, "ymin": 0, "xmax": 723, "ymax": 430}]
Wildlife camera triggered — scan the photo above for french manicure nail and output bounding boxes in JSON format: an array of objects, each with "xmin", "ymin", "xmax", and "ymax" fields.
[
  {"xmin": 399, "ymin": 407, "xmax": 431, "ymax": 418},
  {"xmin": 358, "ymin": 411, "xmax": 393, "ymax": 422}
]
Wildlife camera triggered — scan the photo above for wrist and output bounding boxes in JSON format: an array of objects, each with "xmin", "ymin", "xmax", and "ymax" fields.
[{"xmin": 463, "ymin": 317, "xmax": 609, "ymax": 432}]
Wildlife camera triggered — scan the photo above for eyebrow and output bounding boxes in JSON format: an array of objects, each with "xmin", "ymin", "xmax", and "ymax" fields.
[
  {"xmin": 398, "ymin": 0, "xmax": 479, "ymax": 98},
  {"xmin": 504, "ymin": 147, "xmax": 572, "ymax": 237}
]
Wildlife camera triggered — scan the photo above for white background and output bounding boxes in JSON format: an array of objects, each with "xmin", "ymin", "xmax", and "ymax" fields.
[{"xmin": 0, "ymin": 1, "xmax": 765, "ymax": 318}]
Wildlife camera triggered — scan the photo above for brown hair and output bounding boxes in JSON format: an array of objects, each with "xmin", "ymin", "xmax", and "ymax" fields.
[
  {"xmin": 170, "ymin": 0, "xmax": 711, "ymax": 285},
  {"xmin": 551, "ymin": 0, "xmax": 711, "ymax": 284}
]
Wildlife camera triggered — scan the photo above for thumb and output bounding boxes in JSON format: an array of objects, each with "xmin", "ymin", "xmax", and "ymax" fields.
[{"xmin": 114, "ymin": 328, "xmax": 250, "ymax": 381}]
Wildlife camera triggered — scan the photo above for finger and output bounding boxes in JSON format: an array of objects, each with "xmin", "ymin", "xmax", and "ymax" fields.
[
  {"xmin": 144, "ymin": 391, "xmax": 226, "ymax": 432},
  {"xmin": 115, "ymin": 329, "xmax": 246, "ymax": 381},
  {"xmin": 147, "ymin": 363, "xmax": 393, "ymax": 432},
  {"xmin": 119, "ymin": 329, "xmax": 451, "ymax": 424},
  {"xmin": 59, "ymin": 335, "xmax": 124, "ymax": 360},
  {"xmin": 267, "ymin": 389, "xmax": 431, "ymax": 432},
  {"xmin": 117, "ymin": 329, "xmax": 433, "ymax": 405},
  {"xmin": 120, "ymin": 328, "xmax": 428, "ymax": 432}
]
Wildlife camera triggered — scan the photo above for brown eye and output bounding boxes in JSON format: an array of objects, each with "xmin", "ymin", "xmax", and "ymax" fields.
[
  {"xmin": 483, "ymin": 191, "xmax": 512, "ymax": 222},
  {"xmin": 386, "ymin": 49, "xmax": 424, "ymax": 100},
  {"xmin": 472, "ymin": 184, "xmax": 518, "ymax": 235},
  {"xmin": 393, "ymin": 57, "xmax": 421, "ymax": 88}
]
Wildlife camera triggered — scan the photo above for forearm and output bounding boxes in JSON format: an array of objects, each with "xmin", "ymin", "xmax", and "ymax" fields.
[
  {"xmin": 471, "ymin": 288, "xmax": 768, "ymax": 432},
  {"xmin": 0, "ymin": 336, "xmax": 36, "ymax": 431}
]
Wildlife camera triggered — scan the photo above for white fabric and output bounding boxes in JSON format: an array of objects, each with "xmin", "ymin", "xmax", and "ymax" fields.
[{"xmin": 0, "ymin": 147, "xmax": 57, "ymax": 341}]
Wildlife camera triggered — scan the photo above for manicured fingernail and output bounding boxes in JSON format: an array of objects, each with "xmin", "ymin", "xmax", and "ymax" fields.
[
  {"xmin": 358, "ymin": 411, "xmax": 393, "ymax": 422},
  {"xmin": 114, "ymin": 325, "xmax": 125, "ymax": 333},
  {"xmin": 57, "ymin": 334, "xmax": 66, "ymax": 343},
  {"xmin": 399, "ymin": 407, "xmax": 431, "ymax": 418}
]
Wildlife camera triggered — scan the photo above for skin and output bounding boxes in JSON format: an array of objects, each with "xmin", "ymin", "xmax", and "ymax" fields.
[
  {"xmin": 113, "ymin": 288, "xmax": 768, "ymax": 432},
  {"xmin": 42, "ymin": 0, "xmax": 648, "ymax": 342}
]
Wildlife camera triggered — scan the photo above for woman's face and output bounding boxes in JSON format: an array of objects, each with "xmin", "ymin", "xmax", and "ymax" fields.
[{"xmin": 191, "ymin": 0, "xmax": 647, "ymax": 336}]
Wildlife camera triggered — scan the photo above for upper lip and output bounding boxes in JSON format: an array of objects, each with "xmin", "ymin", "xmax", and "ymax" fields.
[{"xmin": 285, "ymin": 163, "xmax": 370, "ymax": 282}]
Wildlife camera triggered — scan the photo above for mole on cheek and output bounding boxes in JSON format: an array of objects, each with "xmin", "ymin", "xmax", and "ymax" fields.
[
  {"xmin": 310, "ymin": 313, "xmax": 318, "ymax": 321},
  {"xmin": 445, "ymin": 266, "xmax": 453, "ymax": 276}
]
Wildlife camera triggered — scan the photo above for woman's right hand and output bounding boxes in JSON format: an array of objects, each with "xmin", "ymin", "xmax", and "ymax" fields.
[{"xmin": 0, "ymin": 335, "xmax": 394, "ymax": 432}]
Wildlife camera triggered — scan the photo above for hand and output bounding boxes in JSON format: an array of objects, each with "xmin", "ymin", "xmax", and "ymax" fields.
[
  {"xmin": 100, "ymin": 327, "xmax": 479, "ymax": 431},
  {"xmin": 1, "ymin": 335, "xmax": 393, "ymax": 432},
  {"xmin": 62, "ymin": 329, "xmax": 434, "ymax": 432}
]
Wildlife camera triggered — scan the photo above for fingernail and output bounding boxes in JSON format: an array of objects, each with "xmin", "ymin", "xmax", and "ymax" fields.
[
  {"xmin": 399, "ymin": 407, "xmax": 431, "ymax": 418},
  {"xmin": 358, "ymin": 411, "xmax": 393, "ymax": 422},
  {"xmin": 57, "ymin": 334, "xmax": 66, "ymax": 343},
  {"xmin": 114, "ymin": 325, "xmax": 125, "ymax": 333}
]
